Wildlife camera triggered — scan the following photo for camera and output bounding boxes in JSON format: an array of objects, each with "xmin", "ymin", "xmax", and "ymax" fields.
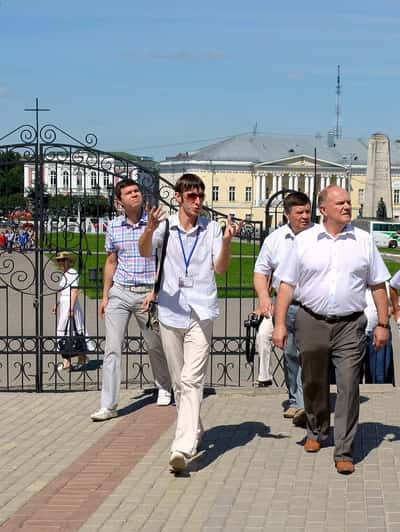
[
  {"xmin": 244, "ymin": 313, "xmax": 264, "ymax": 364},
  {"xmin": 244, "ymin": 313, "xmax": 263, "ymax": 330}
]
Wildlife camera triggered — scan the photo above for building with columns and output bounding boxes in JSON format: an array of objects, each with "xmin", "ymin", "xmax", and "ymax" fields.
[{"xmin": 160, "ymin": 132, "xmax": 400, "ymax": 226}]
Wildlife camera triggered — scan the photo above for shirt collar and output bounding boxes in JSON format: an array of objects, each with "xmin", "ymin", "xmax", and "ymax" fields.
[
  {"xmin": 169, "ymin": 212, "xmax": 207, "ymax": 233},
  {"xmin": 284, "ymin": 224, "xmax": 296, "ymax": 240},
  {"xmin": 120, "ymin": 209, "xmax": 147, "ymax": 227},
  {"xmin": 317, "ymin": 222, "xmax": 356, "ymax": 240}
]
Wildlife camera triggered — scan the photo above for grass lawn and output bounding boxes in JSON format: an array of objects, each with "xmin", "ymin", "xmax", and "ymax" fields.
[
  {"xmin": 379, "ymin": 247, "xmax": 400, "ymax": 255},
  {"xmin": 48, "ymin": 232, "xmax": 399, "ymax": 299}
]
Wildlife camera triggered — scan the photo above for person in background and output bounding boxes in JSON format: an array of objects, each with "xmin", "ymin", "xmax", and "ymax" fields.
[
  {"xmin": 53, "ymin": 251, "xmax": 93, "ymax": 371},
  {"xmin": 253, "ymin": 192, "xmax": 312, "ymax": 426},
  {"xmin": 364, "ymin": 285, "xmax": 393, "ymax": 384}
]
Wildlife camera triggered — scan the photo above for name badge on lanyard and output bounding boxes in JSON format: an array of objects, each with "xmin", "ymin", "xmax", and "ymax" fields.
[{"xmin": 177, "ymin": 227, "xmax": 200, "ymax": 288}]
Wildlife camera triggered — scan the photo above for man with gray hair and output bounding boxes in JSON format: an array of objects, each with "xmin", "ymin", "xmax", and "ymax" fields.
[{"xmin": 273, "ymin": 185, "xmax": 389, "ymax": 474}]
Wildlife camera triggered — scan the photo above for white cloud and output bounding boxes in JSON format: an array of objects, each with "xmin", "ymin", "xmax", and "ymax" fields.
[{"xmin": 0, "ymin": 86, "xmax": 10, "ymax": 97}]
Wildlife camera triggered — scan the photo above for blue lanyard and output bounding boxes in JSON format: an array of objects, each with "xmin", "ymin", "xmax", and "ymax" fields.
[{"xmin": 177, "ymin": 227, "xmax": 200, "ymax": 275}]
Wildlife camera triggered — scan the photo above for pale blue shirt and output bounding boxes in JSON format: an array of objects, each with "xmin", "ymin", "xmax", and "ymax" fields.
[
  {"xmin": 276, "ymin": 223, "xmax": 390, "ymax": 316},
  {"xmin": 153, "ymin": 214, "xmax": 223, "ymax": 328}
]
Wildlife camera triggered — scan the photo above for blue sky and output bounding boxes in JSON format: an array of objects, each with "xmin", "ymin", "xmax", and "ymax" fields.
[{"xmin": 1, "ymin": 0, "xmax": 400, "ymax": 160}]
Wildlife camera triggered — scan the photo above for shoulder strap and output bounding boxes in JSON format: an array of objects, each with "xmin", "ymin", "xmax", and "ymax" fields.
[
  {"xmin": 154, "ymin": 219, "xmax": 169, "ymax": 295},
  {"xmin": 64, "ymin": 316, "xmax": 79, "ymax": 336}
]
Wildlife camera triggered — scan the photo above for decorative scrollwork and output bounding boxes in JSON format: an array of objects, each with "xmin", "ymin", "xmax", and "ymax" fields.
[
  {"xmin": 0, "ymin": 124, "xmax": 38, "ymax": 144},
  {"xmin": 131, "ymin": 361, "xmax": 151, "ymax": 384},
  {"xmin": 13, "ymin": 360, "xmax": 32, "ymax": 381},
  {"xmin": 216, "ymin": 361, "xmax": 234, "ymax": 383},
  {"xmin": 40, "ymin": 124, "xmax": 98, "ymax": 148},
  {"xmin": 0, "ymin": 252, "xmax": 36, "ymax": 293}
]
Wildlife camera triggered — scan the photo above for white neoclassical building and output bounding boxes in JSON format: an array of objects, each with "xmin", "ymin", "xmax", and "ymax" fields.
[
  {"xmin": 160, "ymin": 132, "xmax": 400, "ymax": 223},
  {"xmin": 24, "ymin": 151, "xmax": 155, "ymax": 197}
]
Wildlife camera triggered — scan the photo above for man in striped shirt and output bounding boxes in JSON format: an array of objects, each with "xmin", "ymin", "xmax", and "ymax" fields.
[{"xmin": 91, "ymin": 179, "xmax": 171, "ymax": 421}]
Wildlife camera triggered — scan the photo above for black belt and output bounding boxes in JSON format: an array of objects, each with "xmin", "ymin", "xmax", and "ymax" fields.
[
  {"xmin": 300, "ymin": 304, "xmax": 363, "ymax": 324},
  {"xmin": 291, "ymin": 300, "xmax": 300, "ymax": 306}
]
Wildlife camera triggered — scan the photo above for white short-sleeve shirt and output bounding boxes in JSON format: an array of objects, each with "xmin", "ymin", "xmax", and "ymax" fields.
[
  {"xmin": 276, "ymin": 223, "xmax": 390, "ymax": 316},
  {"xmin": 390, "ymin": 271, "xmax": 400, "ymax": 290},
  {"xmin": 254, "ymin": 223, "xmax": 311, "ymax": 296},
  {"xmin": 153, "ymin": 214, "xmax": 223, "ymax": 328}
]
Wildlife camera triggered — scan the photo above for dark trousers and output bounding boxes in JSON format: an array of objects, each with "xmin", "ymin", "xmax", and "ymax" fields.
[{"xmin": 295, "ymin": 307, "xmax": 367, "ymax": 462}]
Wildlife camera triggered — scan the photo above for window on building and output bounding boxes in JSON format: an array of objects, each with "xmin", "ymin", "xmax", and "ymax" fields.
[
  {"xmin": 229, "ymin": 186, "xmax": 236, "ymax": 202},
  {"xmin": 62, "ymin": 171, "xmax": 69, "ymax": 188},
  {"xmin": 394, "ymin": 190, "xmax": 400, "ymax": 205},
  {"xmin": 76, "ymin": 171, "xmax": 82, "ymax": 188},
  {"xmin": 212, "ymin": 186, "xmax": 219, "ymax": 202},
  {"xmin": 90, "ymin": 171, "xmax": 97, "ymax": 189},
  {"xmin": 103, "ymin": 173, "xmax": 110, "ymax": 187},
  {"xmin": 358, "ymin": 188, "xmax": 365, "ymax": 205},
  {"xmin": 245, "ymin": 186, "xmax": 252, "ymax": 202},
  {"xmin": 50, "ymin": 170, "xmax": 57, "ymax": 187}
]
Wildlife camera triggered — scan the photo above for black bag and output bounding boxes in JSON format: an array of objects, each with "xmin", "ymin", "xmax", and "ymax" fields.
[
  {"xmin": 58, "ymin": 317, "xmax": 87, "ymax": 359},
  {"xmin": 146, "ymin": 219, "xmax": 169, "ymax": 331},
  {"xmin": 244, "ymin": 313, "xmax": 264, "ymax": 364}
]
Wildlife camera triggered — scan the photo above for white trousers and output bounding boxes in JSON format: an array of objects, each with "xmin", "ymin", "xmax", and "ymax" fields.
[
  {"xmin": 255, "ymin": 316, "xmax": 273, "ymax": 381},
  {"xmin": 160, "ymin": 315, "xmax": 213, "ymax": 456}
]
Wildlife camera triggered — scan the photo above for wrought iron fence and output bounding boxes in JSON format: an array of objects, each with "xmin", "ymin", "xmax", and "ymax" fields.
[{"xmin": 0, "ymin": 108, "xmax": 290, "ymax": 392}]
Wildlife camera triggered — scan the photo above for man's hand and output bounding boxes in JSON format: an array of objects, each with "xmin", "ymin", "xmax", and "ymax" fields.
[
  {"xmin": 373, "ymin": 326, "xmax": 390, "ymax": 350},
  {"xmin": 272, "ymin": 324, "xmax": 288, "ymax": 350},
  {"xmin": 142, "ymin": 291, "xmax": 156, "ymax": 312},
  {"xmin": 223, "ymin": 215, "xmax": 244, "ymax": 241},
  {"xmin": 255, "ymin": 295, "xmax": 274, "ymax": 318},
  {"xmin": 100, "ymin": 297, "xmax": 108, "ymax": 319},
  {"xmin": 146, "ymin": 204, "xmax": 166, "ymax": 233}
]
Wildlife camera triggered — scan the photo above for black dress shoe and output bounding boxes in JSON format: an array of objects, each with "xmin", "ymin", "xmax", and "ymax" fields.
[{"xmin": 257, "ymin": 379, "xmax": 273, "ymax": 387}]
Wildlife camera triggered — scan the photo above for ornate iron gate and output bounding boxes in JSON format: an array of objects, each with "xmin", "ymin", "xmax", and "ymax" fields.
[{"xmin": 0, "ymin": 106, "xmax": 288, "ymax": 392}]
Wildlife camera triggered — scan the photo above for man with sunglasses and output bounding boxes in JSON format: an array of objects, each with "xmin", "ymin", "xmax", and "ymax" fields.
[{"xmin": 139, "ymin": 173, "xmax": 243, "ymax": 472}]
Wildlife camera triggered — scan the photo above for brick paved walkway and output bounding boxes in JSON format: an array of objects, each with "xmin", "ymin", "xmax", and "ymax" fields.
[{"xmin": 0, "ymin": 386, "xmax": 400, "ymax": 531}]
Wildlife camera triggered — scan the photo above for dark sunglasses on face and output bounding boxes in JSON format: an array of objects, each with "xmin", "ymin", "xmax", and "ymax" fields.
[{"xmin": 185, "ymin": 192, "xmax": 205, "ymax": 201}]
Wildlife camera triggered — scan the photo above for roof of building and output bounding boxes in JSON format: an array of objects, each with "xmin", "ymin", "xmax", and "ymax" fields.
[{"xmin": 162, "ymin": 133, "xmax": 400, "ymax": 167}]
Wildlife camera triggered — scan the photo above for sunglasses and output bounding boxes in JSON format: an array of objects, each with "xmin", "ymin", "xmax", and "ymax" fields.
[{"xmin": 184, "ymin": 192, "xmax": 205, "ymax": 201}]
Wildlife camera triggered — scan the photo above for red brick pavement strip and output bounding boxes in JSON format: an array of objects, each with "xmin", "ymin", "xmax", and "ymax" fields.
[{"xmin": 0, "ymin": 403, "xmax": 176, "ymax": 532}]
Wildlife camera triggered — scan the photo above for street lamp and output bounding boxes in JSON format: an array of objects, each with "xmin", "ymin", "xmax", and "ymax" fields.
[{"xmin": 342, "ymin": 153, "xmax": 358, "ymax": 193}]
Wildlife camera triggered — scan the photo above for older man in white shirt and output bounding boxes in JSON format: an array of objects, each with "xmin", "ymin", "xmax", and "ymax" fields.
[
  {"xmin": 273, "ymin": 186, "xmax": 389, "ymax": 475},
  {"xmin": 139, "ymin": 173, "xmax": 243, "ymax": 473}
]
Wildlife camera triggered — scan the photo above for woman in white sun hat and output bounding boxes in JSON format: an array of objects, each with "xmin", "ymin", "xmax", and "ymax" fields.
[{"xmin": 52, "ymin": 251, "xmax": 95, "ymax": 371}]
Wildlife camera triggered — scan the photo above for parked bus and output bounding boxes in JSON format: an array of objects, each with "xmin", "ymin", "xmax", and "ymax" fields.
[{"xmin": 352, "ymin": 220, "xmax": 400, "ymax": 248}]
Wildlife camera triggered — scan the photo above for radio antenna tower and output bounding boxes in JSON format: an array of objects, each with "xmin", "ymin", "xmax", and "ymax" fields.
[{"xmin": 335, "ymin": 64, "xmax": 342, "ymax": 139}]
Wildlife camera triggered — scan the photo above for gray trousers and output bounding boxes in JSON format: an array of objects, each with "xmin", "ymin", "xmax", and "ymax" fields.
[
  {"xmin": 101, "ymin": 285, "xmax": 171, "ymax": 410},
  {"xmin": 295, "ymin": 307, "xmax": 367, "ymax": 462}
]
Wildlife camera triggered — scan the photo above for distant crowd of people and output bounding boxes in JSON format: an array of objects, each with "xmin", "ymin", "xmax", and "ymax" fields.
[{"xmin": 0, "ymin": 228, "xmax": 35, "ymax": 252}]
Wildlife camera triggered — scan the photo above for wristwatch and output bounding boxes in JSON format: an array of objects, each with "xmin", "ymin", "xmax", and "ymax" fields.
[{"xmin": 377, "ymin": 322, "xmax": 390, "ymax": 329}]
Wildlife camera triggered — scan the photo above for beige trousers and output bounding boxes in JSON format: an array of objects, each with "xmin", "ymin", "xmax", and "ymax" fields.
[{"xmin": 160, "ymin": 315, "xmax": 213, "ymax": 456}]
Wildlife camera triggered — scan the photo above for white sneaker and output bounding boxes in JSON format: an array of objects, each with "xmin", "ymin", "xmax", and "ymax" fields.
[
  {"xmin": 169, "ymin": 451, "xmax": 187, "ymax": 472},
  {"xmin": 90, "ymin": 407, "xmax": 118, "ymax": 421},
  {"xmin": 157, "ymin": 388, "xmax": 172, "ymax": 406}
]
